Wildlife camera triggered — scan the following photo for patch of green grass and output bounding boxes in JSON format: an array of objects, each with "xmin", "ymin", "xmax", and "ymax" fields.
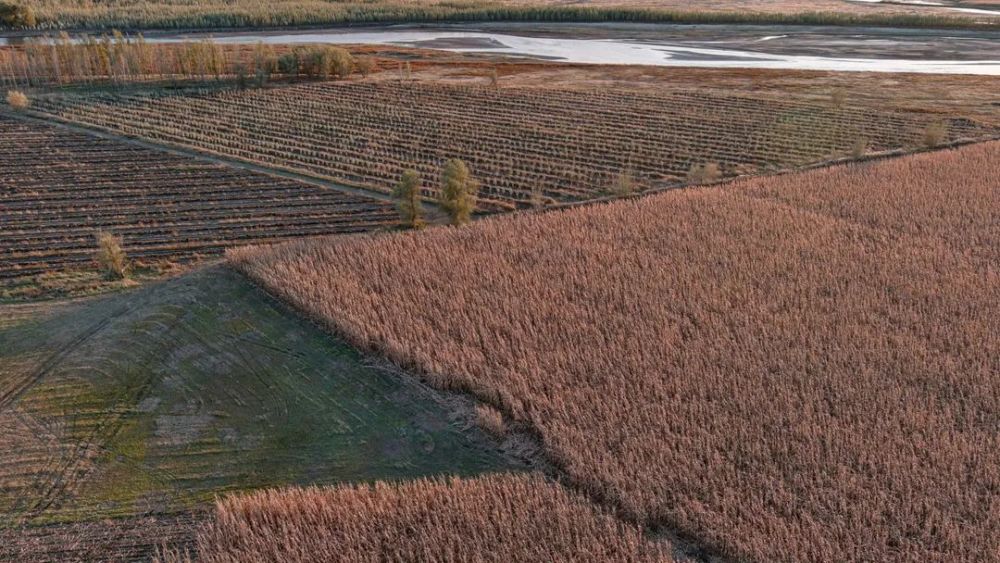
[{"xmin": 1, "ymin": 266, "xmax": 518, "ymax": 525}]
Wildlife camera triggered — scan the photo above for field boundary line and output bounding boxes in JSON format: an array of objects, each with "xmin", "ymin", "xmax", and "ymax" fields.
[{"xmin": 530, "ymin": 134, "xmax": 1000, "ymax": 215}]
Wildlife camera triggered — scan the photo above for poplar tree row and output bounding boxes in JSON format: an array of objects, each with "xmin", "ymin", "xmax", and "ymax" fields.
[{"xmin": 0, "ymin": 33, "xmax": 367, "ymax": 88}]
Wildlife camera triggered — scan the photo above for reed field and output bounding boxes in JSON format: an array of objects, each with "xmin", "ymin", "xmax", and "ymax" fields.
[
  {"xmin": 159, "ymin": 474, "xmax": 672, "ymax": 562},
  {"xmin": 6, "ymin": 0, "xmax": 992, "ymax": 32},
  {"xmin": 26, "ymin": 82, "xmax": 996, "ymax": 211},
  {"xmin": 231, "ymin": 142, "xmax": 1000, "ymax": 561}
]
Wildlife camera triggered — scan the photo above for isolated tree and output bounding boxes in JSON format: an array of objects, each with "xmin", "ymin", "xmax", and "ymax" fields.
[
  {"xmin": 95, "ymin": 231, "xmax": 128, "ymax": 280},
  {"xmin": 393, "ymin": 170, "xmax": 426, "ymax": 229},
  {"xmin": 6, "ymin": 89, "xmax": 28, "ymax": 109},
  {"xmin": 439, "ymin": 159, "xmax": 479, "ymax": 226}
]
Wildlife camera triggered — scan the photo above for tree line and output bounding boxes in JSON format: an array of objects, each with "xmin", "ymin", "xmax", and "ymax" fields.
[{"xmin": 0, "ymin": 32, "xmax": 374, "ymax": 88}]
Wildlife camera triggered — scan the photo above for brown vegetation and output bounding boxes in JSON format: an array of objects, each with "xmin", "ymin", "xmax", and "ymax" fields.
[
  {"xmin": 94, "ymin": 231, "xmax": 129, "ymax": 280},
  {"xmin": 0, "ymin": 513, "xmax": 200, "ymax": 563},
  {"xmin": 10, "ymin": 0, "xmax": 995, "ymax": 32},
  {"xmin": 5, "ymin": 88, "xmax": 27, "ymax": 109},
  {"xmin": 0, "ymin": 36, "xmax": 365, "ymax": 88},
  {"xmin": 231, "ymin": 142, "xmax": 1000, "ymax": 561},
  {"xmin": 0, "ymin": 115, "xmax": 395, "ymax": 283},
  {"xmin": 29, "ymin": 82, "xmax": 995, "ymax": 211},
  {"xmin": 157, "ymin": 474, "xmax": 670, "ymax": 563},
  {"xmin": 475, "ymin": 404, "xmax": 506, "ymax": 438}
]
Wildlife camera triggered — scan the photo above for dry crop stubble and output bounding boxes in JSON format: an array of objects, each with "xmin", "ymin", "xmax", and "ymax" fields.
[
  {"xmin": 28, "ymin": 82, "xmax": 995, "ymax": 211},
  {"xmin": 159, "ymin": 474, "xmax": 673, "ymax": 562},
  {"xmin": 231, "ymin": 142, "xmax": 1000, "ymax": 561}
]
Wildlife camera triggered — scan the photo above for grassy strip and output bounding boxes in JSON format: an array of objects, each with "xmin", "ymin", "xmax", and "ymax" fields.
[{"xmin": 12, "ymin": 3, "xmax": 998, "ymax": 32}]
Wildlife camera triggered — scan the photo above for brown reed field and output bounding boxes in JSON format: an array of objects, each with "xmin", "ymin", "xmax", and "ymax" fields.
[
  {"xmin": 9, "ymin": 0, "xmax": 992, "ymax": 32},
  {"xmin": 230, "ymin": 141, "xmax": 1000, "ymax": 561},
  {"xmin": 159, "ymin": 474, "xmax": 671, "ymax": 562}
]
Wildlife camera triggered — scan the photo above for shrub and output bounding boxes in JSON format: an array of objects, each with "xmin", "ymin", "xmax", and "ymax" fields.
[
  {"xmin": 277, "ymin": 53, "xmax": 299, "ymax": 76},
  {"xmin": 831, "ymin": 88, "xmax": 847, "ymax": 109},
  {"xmin": 392, "ymin": 169, "xmax": 425, "ymax": 229},
  {"xmin": 924, "ymin": 120, "xmax": 948, "ymax": 148},
  {"xmin": 355, "ymin": 56, "xmax": 376, "ymax": 79},
  {"xmin": 439, "ymin": 159, "xmax": 478, "ymax": 226},
  {"xmin": 95, "ymin": 231, "xmax": 128, "ymax": 280},
  {"xmin": 6, "ymin": 89, "xmax": 28, "ymax": 109},
  {"xmin": 851, "ymin": 137, "xmax": 867, "ymax": 158},
  {"xmin": 611, "ymin": 169, "xmax": 635, "ymax": 196},
  {"xmin": 688, "ymin": 162, "xmax": 721, "ymax": 184}
]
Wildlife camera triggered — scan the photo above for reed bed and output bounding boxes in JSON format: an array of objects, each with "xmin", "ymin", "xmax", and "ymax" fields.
[
  {"xmin": 13, "ymin": 0, "xmax": 990, "ymax": 31},
  {"xmin": 231, "ymin": 142, "xmax": 1000, "ymax": 561},
  {"xmin": 159, "ymin": 474, "xmax": 670, "ymax": 563}
]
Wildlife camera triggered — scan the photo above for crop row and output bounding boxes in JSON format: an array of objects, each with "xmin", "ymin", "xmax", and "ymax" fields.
[
  {"xmin": 30, "ymin": 82, "xmax": 996, "ymax": 210},
  {"xmin": 0, "ymin": 115, "xmax": 396, "ymax": 281}
]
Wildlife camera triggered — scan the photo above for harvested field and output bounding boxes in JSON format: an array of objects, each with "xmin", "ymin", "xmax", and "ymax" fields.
[
  {"xmin": 27, "ymin": 82, "xmax": 996, "ymax": 211},
  {"xmin": 161, "ymin": 474, "xmax": 671, "ymax": 562},
  {"xmin": 231, "ymin": 142, "xmax": 1000, "ymax": 561},
  {"xmin": 0, "ymin": 267, "xmax": 515, "ymax": 538},
  {"xmin": 0, "ymin": 114, "xmax": 395, "ymax": 283},
  {"xmin": 0, "ymin": 513, "xmax": 201, "ymax": 563}
]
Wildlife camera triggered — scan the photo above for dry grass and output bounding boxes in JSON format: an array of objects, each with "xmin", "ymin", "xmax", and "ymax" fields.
[
  {"xmin": 158, "ymin": 474, "xmax": 670, "ymax": 563},
  {"xmin": 231, "ymin": 142, "xmax": 1000, "ymax": 561},
  {"xmin": 475, "ymin": 403, "xmax": 507, "ymax": 438}
]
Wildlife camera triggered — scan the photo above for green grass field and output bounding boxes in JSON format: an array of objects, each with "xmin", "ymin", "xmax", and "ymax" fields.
[{"xmin": 0, "ymin": 267, "xmax": 518, "ymax": 527}]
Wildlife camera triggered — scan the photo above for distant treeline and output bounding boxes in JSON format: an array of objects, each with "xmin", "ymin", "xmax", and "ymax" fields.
[
  {"xmin": 0, "ymin": 32, "xmax": 366, "ymax": 88},
  {"xmin": 2, "ymin": 1, "xmax": 995, "ymax": 31}
]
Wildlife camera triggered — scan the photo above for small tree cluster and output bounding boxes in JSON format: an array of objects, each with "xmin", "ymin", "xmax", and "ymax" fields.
[
  {"xmin": 279, "ymin": 46, "xmax": 355, "ymax": 80},
  {"xmin": 0, "ymin": 2, "xmax": 34, "ymax": 28},
  {"xmin": 439, "ymin": 159, "xmax": 479, "ymax": 226}
]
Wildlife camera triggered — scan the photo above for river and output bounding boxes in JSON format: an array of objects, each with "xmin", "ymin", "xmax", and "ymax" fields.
[{"xmin": 4, "ymin": 23, "xmax": 999, "ymax": 75}]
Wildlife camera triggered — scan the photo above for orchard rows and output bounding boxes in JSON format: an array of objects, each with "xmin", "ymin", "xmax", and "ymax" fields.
[
  {"xmin": 30, "ymin": 82, "xmax": 995, "ymax": 210},
  {"xmin": 0, "ymin": 115, "xmax": 395, "ymax": 281}
]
